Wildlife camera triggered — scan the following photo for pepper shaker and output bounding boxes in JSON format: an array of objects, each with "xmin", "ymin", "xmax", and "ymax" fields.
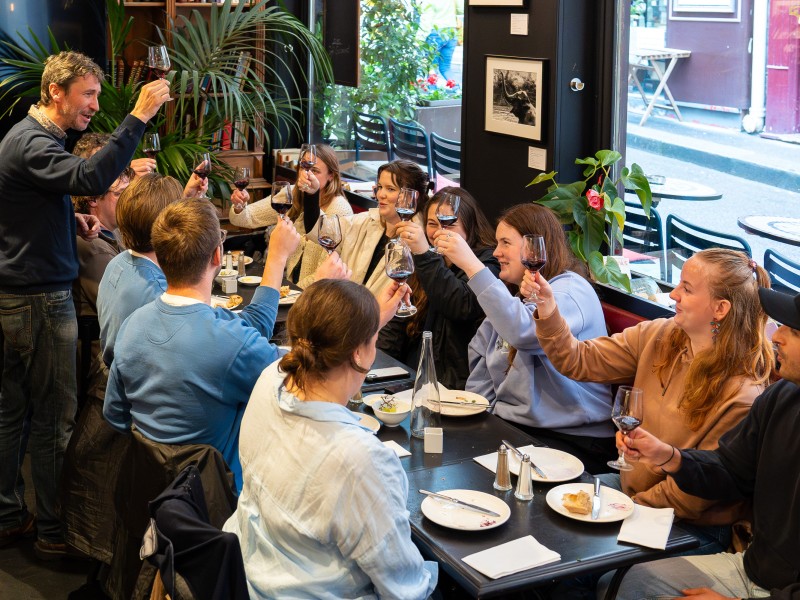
[
  {"xmin": 237, "ymin": 253, "xmax": 246, "ymax": 274},
  {"xmin": 514, "ymin": 454, "xmax": 534, "ymax": 501},
  {"xmin": 493, "ymin": 444, "xmax": 512, "ymax": 491},
  {"xmin": 225, "ymin": 251, "xmax": 233, "ymax": 271}
]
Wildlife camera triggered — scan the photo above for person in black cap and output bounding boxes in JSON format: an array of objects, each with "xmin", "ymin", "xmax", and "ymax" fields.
[{"xmin": 600, "ymin": 286, "xmax": 800, "ymax": 599}]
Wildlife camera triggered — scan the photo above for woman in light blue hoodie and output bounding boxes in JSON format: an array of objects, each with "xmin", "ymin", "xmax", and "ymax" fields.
[{"xmin": 435, "ymin": 203, "xmax": 614, "ymax": 473}]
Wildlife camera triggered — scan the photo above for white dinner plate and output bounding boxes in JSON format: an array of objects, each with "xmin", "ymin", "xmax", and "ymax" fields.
[
  {"xmin": 238, "ymin": 275, "xmax": 262, "ymax": 286},
  {"xmin": 354, "ymin": 412, "xmax": 380, "ymax": 434},
  {"xmin": 388, "ymin": 388, "xmax": 489, "ymax": 417},
  {"xmin": 545, "ymin": 483, "xmax": 634, "ymax": 523},
  {"xmin": 278, "ymin": 290, "xmax": 301, "ymax": 305},
  {"xmin": 210, "ymin": 295, "xmax": 243, "ymax": 310},
  {"xmin": 474, "ymin": 445, "xmax": 584, "ymax": 483},
  {"xmin": 421, "ymin": 489, "xmax": 510, "ymax": 531}
]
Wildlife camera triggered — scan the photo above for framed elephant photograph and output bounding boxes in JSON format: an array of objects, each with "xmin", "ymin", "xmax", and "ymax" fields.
[{"xmin": 485, "ymin": 55, "xmax": 544, "ymax": 141}]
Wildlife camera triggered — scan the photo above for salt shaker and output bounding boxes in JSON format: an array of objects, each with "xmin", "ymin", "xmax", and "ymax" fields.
[
  {"xmin": 225, "ymin": 251, "xmax": 233, "ymax": 271},
  {"xmin": 237, "ymin": 253, "xmax": 246, "ymax": 274},
  {"xmin": 514, "ymin": 454, "xmax": 534, "ymax": 501},
  {"xmin": 493, "ymin": 444, "xmax": 512, "ymax": 491}
]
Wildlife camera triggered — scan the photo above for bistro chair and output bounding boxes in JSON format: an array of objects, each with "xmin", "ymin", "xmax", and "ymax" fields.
[
  {"xmin": 665, "ymin": 214, "xmax": 752, "ymax": 284},
  {"xmin": 353, "ymin": 111, "xmax": 392, "ymax": 162},
  {"xmin": 429, "ymin": 132, "xmax": 461, "ymax": 181},
  {"xmin": 623, "ymin": 202, "xmax": 665, "ymax": 279},
  {"xmin": 388, "ymin": 118, "xmax": 434, "ymax": 179},
  {"xmin": 764, "ymin": 249, "xmax": 800, "ymax": 294}
]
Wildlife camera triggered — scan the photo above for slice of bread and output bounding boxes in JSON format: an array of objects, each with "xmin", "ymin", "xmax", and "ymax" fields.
[{"xmin": 562, "ymin": 490, "xmax": 592, "ymax": 515}]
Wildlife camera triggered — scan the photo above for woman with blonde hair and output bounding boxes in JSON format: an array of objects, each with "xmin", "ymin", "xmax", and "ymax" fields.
[
  {"xmin": 223, "ymin": 279, "xmax": 436, "ymax": 599},
  {"xmin": 441, "ymin": 202, "xmax": 614, "ymax": 472},
  {"xmin": 526, "ymin": 247, "xmax": 774, "ymax": 553},
  {"xmin": 229, "ymin": 143, "xmax": 352, "ymax": 287}
]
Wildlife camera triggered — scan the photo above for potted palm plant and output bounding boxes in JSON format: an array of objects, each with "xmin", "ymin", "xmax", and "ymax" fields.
[{"xmin": 0, "ymin": 0, "xmax": 331, "ymax": 200}]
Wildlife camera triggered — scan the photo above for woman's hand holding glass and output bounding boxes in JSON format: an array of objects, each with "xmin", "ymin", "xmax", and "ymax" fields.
[
  {"xmin": 616, "ymin": 427, "xmax": 679, "ymax": 471},
  {"xmin": 521, "ymin": 270, "xmax": 557, "ymax": 318},
  {"xmin": 313, "ymin": 251, "xmax": 352, "ymax": 283},
  {"xmin": 296, "ymin": 167, "xmax": 320, "ymax": 195},
  {"xmin": 230, "ymin": 188, "xmax": 250, "ymax": 214},
  {"xmin": 377, "ymin": 281, "xmax": 410, "ymax": 328},
  {"xmin": 394, "ymin": 221, "xmax": 428, "ymax": 255},
  {"xmin": 432, "ymin": 229, "xmax": 486, "ymax": 278},
  {"xmin": 183, "ymin": 169, "xmax": 209, "ymax": 200}
]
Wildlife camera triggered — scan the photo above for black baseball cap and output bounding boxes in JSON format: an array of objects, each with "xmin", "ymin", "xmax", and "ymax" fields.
[{"xmin": 758, "ymin": 287, "xmax": 800, "ymax": 330}]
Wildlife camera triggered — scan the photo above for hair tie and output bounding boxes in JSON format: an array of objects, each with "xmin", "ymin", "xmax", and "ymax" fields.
[
  {"xmin": 749, "ymin": 259, "xmax": 757, "ymax": 273},
  {"xmin": 295, "ymin": 337, "xmax": 314, "ymax": 351}
]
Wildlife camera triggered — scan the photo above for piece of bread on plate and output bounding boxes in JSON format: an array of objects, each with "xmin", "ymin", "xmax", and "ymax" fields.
[{"xmin": 562, "ymin": 490, "xmax": 592, "ymax": 515}]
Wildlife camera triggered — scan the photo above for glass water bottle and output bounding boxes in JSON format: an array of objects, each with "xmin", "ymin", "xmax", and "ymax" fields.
[{"xmin": 410, "ymin": 331, "xmax": 441, "ymax": 439}]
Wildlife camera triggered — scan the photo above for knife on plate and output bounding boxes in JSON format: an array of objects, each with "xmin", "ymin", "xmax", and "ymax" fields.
[
  {"xmin": 419, "ymin": 489, "xmax": 501, "ymax": 517},
  {"xmin": 591, "ymin": 476, "xmax": 601, "ymax": 520},
  {"xmin": 501, "ymin": 439, "xmax": 548, "ymax": 479}
]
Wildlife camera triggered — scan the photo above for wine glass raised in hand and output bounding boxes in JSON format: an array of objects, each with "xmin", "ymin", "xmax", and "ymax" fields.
[
  {"xmin": 147, "ymin": 45, "xmax": 171, "ymax": 79},
  {"xmin": 192, "ymin": 152, "xmax": 212, "ymax": 199},
  {"xmin": 385, "ymin": 240, "xmax": 417, "ymax": 318},
  {"xmin": 143, "ymin": 132, "xmax": 161, "ymax": 161},
  {"xmin": 521, "ymin": 234, "xmax": 547, "ymax": 306},
  {"xmin": 318, "ymin": 214, "xmax": 342, "ymax": 254},
  {"xmin": 395, "ymin": 188, "xmax": 418, "ymax": 223},
  {"xmin": 298, "ymin": 144, "xmax": 317, "ymax": 191},
  {"xmin": 608, "ymin": 386, "xmax": 644, "ymax": 472},
  {"xmin": 434, "ymin": 192, "xmax": 460, "ymax": 254},
  {"xmin": 269, "ymin": 180, "xmax": 292, "ymax": 219},
  {"xmin": 233, "ymin": 167, "xmax": 250, "ymax": 192}
]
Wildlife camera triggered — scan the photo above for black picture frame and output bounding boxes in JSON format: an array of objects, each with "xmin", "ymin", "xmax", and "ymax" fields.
[
  {"xmin": 323, "ymin": 0, "xmax": 360, "ymax": 87},
  {"xmin": 485, "ymin": 55, "xmax": 545, "ymax": 141}
]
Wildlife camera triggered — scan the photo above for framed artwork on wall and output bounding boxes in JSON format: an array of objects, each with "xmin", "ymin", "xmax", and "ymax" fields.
[
  {"xmin": 485, "ymin": 55, "xmax": 544, "ymax": 141},
  {"xmin": 469, "ymin": 0, "xmax": 526, "ymax": 5}
]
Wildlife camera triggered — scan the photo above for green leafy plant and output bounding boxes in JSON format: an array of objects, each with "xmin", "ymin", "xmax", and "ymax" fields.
[
  {"xmin": 0, "ymin": 0, "xmax": 331, "ymax": 200},
  {"xmin": 529, "ymin": 150, "xmax": 652, "ymax": 291},
  {"xmin": 318, "ymin": 0, "xmax": 434, "ymax": 144}
]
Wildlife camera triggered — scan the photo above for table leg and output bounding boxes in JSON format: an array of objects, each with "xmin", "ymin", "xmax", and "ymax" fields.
[
  {"xmin": 648, "ymin": 57, "xmax": 684, "ymax": 122},
  {"xmin": 628, "ymin": 64, "xmax": 651, "ymax": 109}
]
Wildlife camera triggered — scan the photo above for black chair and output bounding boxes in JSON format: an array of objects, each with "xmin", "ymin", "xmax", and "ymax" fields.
[
  {"xmin": 764, "ymin": 249, "xmax": 800, "ymax": 294},
  {"xmin": 389, "ymin": 118, "xmax": 434, "ymax": 179},
  {"xmin": 623, "ymin": 202, "xmax": 665, "ymax": 278},
  {"xmin": 665, "ymin": 214, "xmax": 752, "ymax": 283},
  {"xmin": 429, "ymin": 132, "xmax": 461, "ymax": 180},
  {"xmin": 353, "ymin": 111, "xmax": 392, "ymax": 161}
]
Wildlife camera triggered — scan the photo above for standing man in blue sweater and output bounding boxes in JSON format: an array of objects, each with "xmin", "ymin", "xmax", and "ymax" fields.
[
  {"xmin": 0, "ymin": 50, "xmax": 170, "ymax": 558},
  {"xmin": 103, "ymin": 200, "xmax": 301, "ymax": 492}
]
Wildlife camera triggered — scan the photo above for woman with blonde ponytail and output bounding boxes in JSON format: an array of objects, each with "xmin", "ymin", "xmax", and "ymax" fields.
[
  {"xmin": 223, "ymin": 279, "xmax": 437, "ymax": 599},
  {"xmin": 527, "ymin": 248, "xmax": 774, "ymax": 555}
]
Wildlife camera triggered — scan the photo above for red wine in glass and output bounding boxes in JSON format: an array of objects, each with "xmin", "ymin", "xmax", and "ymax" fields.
[
  {"xmin": 271, "ymin": 201, "xmax": 291, "ymax": 216},
  {"xmin": 613, "ymin": 415, "xmax": 642, "ymax": 433},
  {"xmin": 436, "ymin": 214, "xmax": 458, "ymax": 227},
  {"xmin": 192, "ymin": 152, "xmax": 211, "ymax": 199},
  {"xmin": 145, "ymin": 150, "xmax": 159, "ymax": 160},
  {"xmin": 142, "ymin": 132, "xmax": 160, "ymax": 162},
  {"xmin": 388, "ymin": 270, "xmax": 413, "ymax": 285},
  {"xmin": 193, "ymin": 166, "xmax": 211, "ymax": 179},
  {"xmin": 395, "ymin": 188, "xmax": 418, "ymax": 225},
  {"xmin": 521, "ymin": 234, "xmax": 547, "ymax": 305},
  {"xmin": 147, "ymin": 45, "xmax": 171, "ymax": 79},
  {"xmin": 396, "ymin": 208, "xmax": 415, "ymax": 221},
  {"xmin": 318, "ymin": 236, "xmax": 341, "ymax": 252}
]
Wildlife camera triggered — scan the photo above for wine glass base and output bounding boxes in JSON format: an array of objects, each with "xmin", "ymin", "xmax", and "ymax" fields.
[
  {"xmin": 607, "ymin": 459, "xmax": 634, "ymax": 471},
  {"xmin": 395, "ymin": 305, "xmax": 417, "ymax": 319}
]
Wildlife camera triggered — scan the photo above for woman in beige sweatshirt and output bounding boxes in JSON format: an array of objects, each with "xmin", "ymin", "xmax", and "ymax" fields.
[{"xmin": 524, "ymin": 248, "xmax": 774, "ymax": 554}]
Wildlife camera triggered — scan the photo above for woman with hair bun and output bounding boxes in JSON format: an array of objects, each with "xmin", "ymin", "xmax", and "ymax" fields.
[{"xmin": 223, "ymin": 279, "xmax": 437, "ymax": 599}]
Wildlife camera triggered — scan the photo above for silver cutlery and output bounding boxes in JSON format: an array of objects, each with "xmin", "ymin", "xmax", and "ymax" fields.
[
  {"xmin": 591, "ymin": 476, "xmax": 602, "ymax": 520},
  {"xmin": 501, "ymin": 439, "xmax": 548, "ymax": 479},
  {"xmin": 419, "ymin": 489, "xmax": 501, "ymax": 517}
]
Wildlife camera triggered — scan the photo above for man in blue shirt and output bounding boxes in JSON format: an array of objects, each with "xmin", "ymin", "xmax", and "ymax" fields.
[
  {"xmin": 104, "ymin": 200, "xmax": 301, "ymax": 492},
  {"xmin": 0, "ymin": 51, "xmax": 170, "ymax": 558}
]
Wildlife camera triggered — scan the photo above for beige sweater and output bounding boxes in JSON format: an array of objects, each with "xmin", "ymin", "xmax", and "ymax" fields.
[
  {"xmin": 229, "ymin": 191, "xmax": 352, "ymax": 288},
  {"xmin": 535, "ymin": 308, "xmax": 764, "ymax": 525}
]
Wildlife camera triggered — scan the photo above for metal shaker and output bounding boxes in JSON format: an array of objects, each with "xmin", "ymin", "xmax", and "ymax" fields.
[
  {"xmin": 225, "ymin": 251, "xmax": 233, "ymax": 271},
  {"xmin": 493, "ymin": 444, "xmax": 512, "ymax": 491},
  {"xmin": 237, "ymin": 253, "xmax": 246, "ymax": 274},
  {"xmin": 514, "ymin": 454, "xmax": 534, "ymax": 501}
]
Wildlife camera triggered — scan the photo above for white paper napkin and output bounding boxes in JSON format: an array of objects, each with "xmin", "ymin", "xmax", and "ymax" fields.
[
  {"xmin": 473, "ymin": 444, "xmax": 538, "ymax": 475},
  {"xmin": 382, "ymin": 440, "xmax": 411, "ymax": 458},
  {"xmin": 617, "ymin": 504, "xmax": 675, "ymax": 550},
  {"xmin": 462, "ymin": 535, "xmax": 561, "ymax": 579}
]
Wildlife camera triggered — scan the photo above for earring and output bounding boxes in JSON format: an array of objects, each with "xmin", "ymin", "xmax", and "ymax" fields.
[{"xmin": 710, "ymin": 320, "xmax": 720, "ymax": 340}]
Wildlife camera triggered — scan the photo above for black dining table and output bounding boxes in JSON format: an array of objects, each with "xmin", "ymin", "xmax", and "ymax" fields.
[{"xmin": 360, "ymin": 403, "xmax": 698, "ymax": 598}]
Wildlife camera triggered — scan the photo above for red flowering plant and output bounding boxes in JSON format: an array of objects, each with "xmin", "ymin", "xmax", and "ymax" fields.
[
  {"xmin": 528, "ymin": 150, "xmax": 652, "ymax": 291},
  {"xmin": 413, "ymin": 72, "xmax": 461, "ymax": 104}
]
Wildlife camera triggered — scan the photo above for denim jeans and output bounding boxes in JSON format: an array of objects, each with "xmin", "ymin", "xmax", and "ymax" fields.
[{"xmin": 0, "ymin": 289, "xmax": 78, "ymax": 542}]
